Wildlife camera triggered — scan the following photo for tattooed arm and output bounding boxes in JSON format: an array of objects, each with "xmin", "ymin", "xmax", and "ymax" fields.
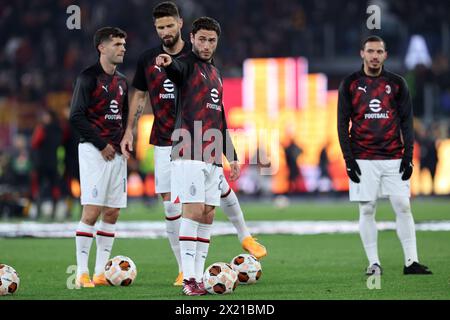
[{"xmin": 120, "ymin": 88, "xmax": 148, "ymax": 159}]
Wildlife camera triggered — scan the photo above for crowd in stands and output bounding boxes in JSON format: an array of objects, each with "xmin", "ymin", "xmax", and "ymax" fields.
[{"xmin": 1, "ymin": 0, "xmax": 449, "ymax": 99}]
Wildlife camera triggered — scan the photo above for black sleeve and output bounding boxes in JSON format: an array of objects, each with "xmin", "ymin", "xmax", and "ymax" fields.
[
  {"xmin": 337, "ymin": 79, "xmax": 354, "ymax": 161},
  {"xmin": 132, "ymin": 54, "xmax": 148, "ymax": 91},
  {"xmin": 222, "ymin": 104, "xmax": 238, "ymax": 163},
  {"xmin": 69, "ymin": 73, "xmax": 107, "ymax": 151},
  {"xmin": 397, "ymin": 77, "xmax": 414, "ymax": 159},
  {"xmin": 165, "ymin": 57, "xmax": 192, "ymax": 86}
]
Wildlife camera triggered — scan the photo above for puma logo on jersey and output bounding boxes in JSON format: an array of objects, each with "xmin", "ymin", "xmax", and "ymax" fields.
[
  {"xmin": 102, "ymin": 85, "xmax": 108, "ymax": 93},
  {"xmin": 200, "ymin": 72, "xmax": 207, "ymax": 79},
  {"xmin": 154, "ymin": 65, "xmax": 162, "ymax": 72},
  {"xmin": 358, "ymin": 86, "xmax": 367, "ymax": 93}
]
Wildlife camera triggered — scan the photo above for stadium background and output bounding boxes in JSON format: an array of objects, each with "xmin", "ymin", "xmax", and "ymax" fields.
[{"xmin": 0, "ymin": 0, "xmax": 449, "ymax": 300}]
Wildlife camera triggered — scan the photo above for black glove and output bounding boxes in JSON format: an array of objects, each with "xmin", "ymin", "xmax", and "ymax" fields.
[
  {"xmin": 345, "ymin": 159, "xmax": 361, "ymax": 183},
  {"xmin": 399, "ymin": 156, "xmax": 413, "ymax": 181}
]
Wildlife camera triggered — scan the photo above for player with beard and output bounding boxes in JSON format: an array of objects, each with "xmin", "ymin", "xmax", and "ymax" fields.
[
  {"xmin": 337, "ymin": 36, "xmax": 432, "ymax": 276},
  {"xmin": 156, "ymin": 16, "xmax": 240, "ymax": 296},
  {"xmin": 120, "ymin": 2, "xmax": 266, "ymax": 287}
]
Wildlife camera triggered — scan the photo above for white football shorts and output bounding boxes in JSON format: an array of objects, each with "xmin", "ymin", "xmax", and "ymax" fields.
[
  {"xmin": 154, "ymin": 145, "xmax": 172, "ymax": 194},
  {"xmin": 349, "ymin": 159, "xmax": 410, "ymax": 202},
  {"xmin": 170, "ymin": 159, "xmax": 223, "ymax": 206},
  {"xmin": 79, "ymin": 142, "xmax": 127, "ymax": 208},
  {"xmin": 217, "ymin": 166, "xmax": 232, "ymax": 197}
]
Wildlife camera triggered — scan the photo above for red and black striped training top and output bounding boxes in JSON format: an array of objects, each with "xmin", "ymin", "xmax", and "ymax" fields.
[
  {"xmin": 337, "ymin": 66, "xmax": 414, "ymax": 161},
  {"xmin": 132, "ymin": 43, "xmax": 191, "ymax": 146},
  {"xmin": 70, "ymin": 62, "xmax": 128, "ymax": 153},
  {"xmin": 164, "ymin": 51, "xmax": 237, "ymax": 166}
]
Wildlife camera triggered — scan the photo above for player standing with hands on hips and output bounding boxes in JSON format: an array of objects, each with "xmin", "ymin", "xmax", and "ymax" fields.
[
  {"xmin": 337, "ymin": 36, "xmax": 432, "ymax": 276},
  {"xmin": 156, "ymin": 17, "xmax": 240, "ymax": 295},
  {"xmin": 70, "ymin": 27, "xmax": 129, "ymax": 288}
]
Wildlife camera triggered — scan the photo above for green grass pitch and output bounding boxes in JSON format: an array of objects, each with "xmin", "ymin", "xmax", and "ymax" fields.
[{"xmin": 1, "ymin": 199, "xmax": 449, "ymax": 300}]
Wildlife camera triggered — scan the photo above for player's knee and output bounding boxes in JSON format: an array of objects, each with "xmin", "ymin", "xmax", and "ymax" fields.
[
  {"xmin": 391, "ymin": 196, "xmax": 411, "ymax": 215},
  {"xmin": 359, "ymin": 201, "xmax": 376, "ymax": 216},
  {"xmin": 183, "ymin": 203, "xmax": 205, "ymax": 220},
  {"xmin": 203, "ymin": 206, "xmax": 215, "ymax": 224},
  {"xmin": 102, "ymin": 208, "xmax": 120, "ymax": 223},
  {"xmin": 81, "ymin": 205, "xmax": 101, "ymax": 225},
  {"xmin": 81, "ymin": 216, "xmax": 97, "ymax": 226}
]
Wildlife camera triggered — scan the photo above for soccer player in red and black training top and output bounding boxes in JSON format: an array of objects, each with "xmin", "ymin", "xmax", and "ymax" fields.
[
  {"xmin": 155, "ymin": 16, "xmax": 240, "ymax": 296},
  {"xmin": 70, "ymin": 27, "xmax": 129, "ymax": 288},
  {"xmin": 338, "ymin": 36, "xmax": 432, "ymax": 276},
  {"xmin": 120, "ymin": 2, "xmax": 266, "ymax": 287}
]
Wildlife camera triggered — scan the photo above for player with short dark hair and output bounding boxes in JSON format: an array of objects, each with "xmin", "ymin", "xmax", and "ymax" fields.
[
  {"xmin": 191, "ymin": 14, "xmax": 221, "ymax": 37},
  {"xmin": 70, "ymin": 26, "xmax": 129, "ymax": 288},
  {"xmin": 120, "ymin": 1, "xmax": 189, "ymax": 287},
  {"xmin": 152, "ymin": 0, "xmax": 181, "ymax": 20},
  {"xmin": 93, "ymin": 27, "xmax": 127, "ymax": 55},
  {"xmin": 120, "ymin": 2, "xmax": 266, "ymax": 288},
  {"xmin": 156, "ymin": 16, "xmax": 238, "ymax": 296},
  {"xmin": 337, "ymin": 36, "xmax": 432, "ymax": 276},
  {"xmin": 361, "ymin": 35, "xmax": 386, "ymax": 51}
]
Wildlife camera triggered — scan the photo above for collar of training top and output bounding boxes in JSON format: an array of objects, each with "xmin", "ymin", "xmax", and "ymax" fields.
[{"xmin": 95, "ymin": 60, "xmax": 117, "ymax": 77}]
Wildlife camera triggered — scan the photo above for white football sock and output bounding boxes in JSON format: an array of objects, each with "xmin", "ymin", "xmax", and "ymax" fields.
[
  {"xmin": 195, "ymin": 223, "xmax": 212, "ymax": 282},
  {"xmin": 75, "ymin": 221, "xmax": 95, "ymax": 277},
  {"xmin": 221, "ymin": 188, "xmax": 251, "ymax": 242},
  {"xmin": 359, "ymin": 201, "xmax": 380, "ymax": 266},
  {"xmin": 163, "ymin": 201, "xmax": 182, "ymax": 272},
  {"xmin": 95, "ymin": 221, "xmax": 116, "ymax": 276},
  {"xmin": 390, "ymin": 196, "xmax": 418, "ymax": 267},
  {"xmin": 179, "ymin": 218, "xmax": 199, "ymax": 280}
]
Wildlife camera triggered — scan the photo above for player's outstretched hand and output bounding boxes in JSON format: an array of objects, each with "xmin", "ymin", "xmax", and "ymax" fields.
[
  {"xmin": 229, "ymin": 161, "xmax": 241, "ymax": 181},
  {"xmin": 120, "ymin": 129, "xmax": 133, "ymax": 159},
  {"xmin": 101, "ymin": 144, "xmax": 116, "ymax": 161},
  {"xmin": 155, "ymin": 54, "xmax": 172, "ymax": 67},
  {"xmin": 399, "ymin": 156, "xmax": 413, "ymax": 180},
  {"xmin": 345, "ymin": 158, "xmax": 361, "ymax": 183}
]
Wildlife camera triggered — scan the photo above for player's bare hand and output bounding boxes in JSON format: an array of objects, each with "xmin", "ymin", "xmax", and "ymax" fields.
[
  {"xmin": 120, "ymin": 129, "xmax": 133, "ymax": 159},
  {"xmin": 101, "ymin": 144, "xmax": 116, "ymax": 161},
  {"xmin": 155, "ymin": 54, "xmax": 172, "ymax": 67},
  {"xmin": 229, "ymin": 161, "xmax": 240, "ymax": 181}
]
